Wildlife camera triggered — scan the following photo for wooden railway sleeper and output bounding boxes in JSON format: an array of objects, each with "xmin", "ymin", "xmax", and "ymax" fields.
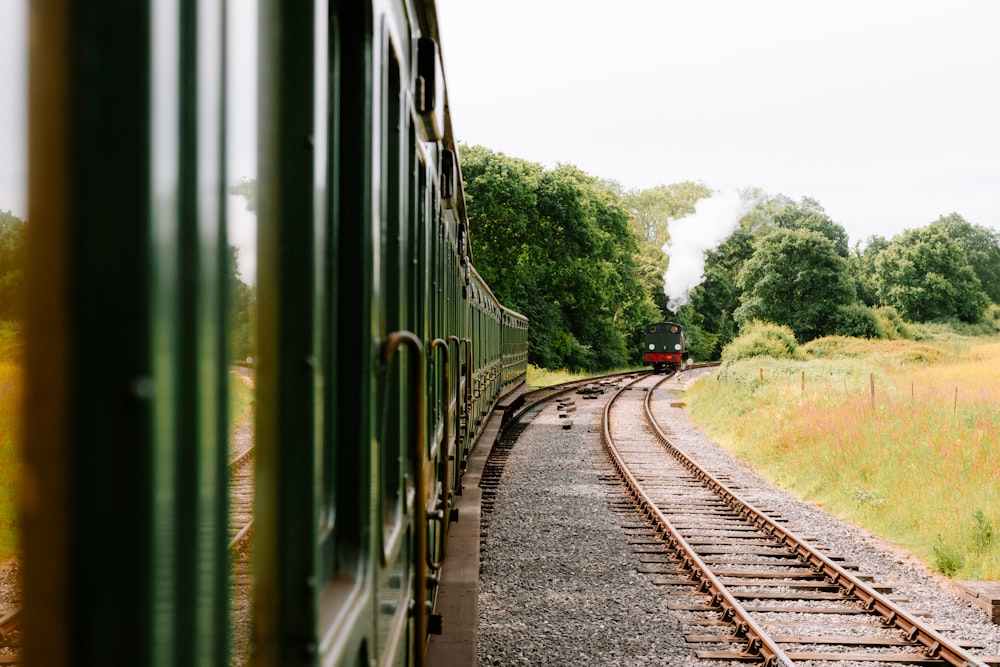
[{"xmin": 640, "ymin": 374, "xmax": 993, "ymax": 667}]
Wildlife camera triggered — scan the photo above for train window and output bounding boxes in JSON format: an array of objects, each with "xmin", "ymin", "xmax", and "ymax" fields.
[
  {"xmin": 381, "ymin": 45, "xmax": 404, "ymax": 544},
  {"xmin": 0, "ymin": 0, "xmax": 24, "ymax": 636},
  {"xmin": 226, "ymin": 1, "xmax": 259, "ymax": 660},
  {"xmin": 409, "ymin": 126, "xmax": 425, "ymax": 337},
  {"xmin": 319, "ymin": 1, "xmax": 339, "ymax": 583}
]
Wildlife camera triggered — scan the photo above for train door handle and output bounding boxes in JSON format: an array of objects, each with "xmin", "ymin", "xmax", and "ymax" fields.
[{"xmin": 381, "ymin": 331, "xmax": 429, "ymax": 664}]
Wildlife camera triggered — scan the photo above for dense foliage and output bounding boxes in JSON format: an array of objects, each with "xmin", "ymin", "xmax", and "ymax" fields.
[
  {"xmin": 459, "ymin": 144, "xmax": 1000, "ymax": 370},
  {"xmin": 930, "ymin": 213, "xmax": 1000, "ymax": 304},
  {"xmin": 194, "ymin": 153, "xmax": 1000, "ymax": 374},
  {"xmin": 873, "ymin": 226, "xmax": 989, "ymax": 323},
  {"xmin": 733, "ymin": 228, "xmax": 856, "ymax": 341},
  {"xmin": 721, "ymin": 321, "xmax": 803, "ymax": 362},
  {"xmin": 0, "ymin": 211, "xmax": 25, "ymax": 321},
  {"xmin": 461, "ymin": 145, "xmax": 658, "ymax": 371}
]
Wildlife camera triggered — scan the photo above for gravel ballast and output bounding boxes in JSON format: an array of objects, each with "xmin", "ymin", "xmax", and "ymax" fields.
[{"xmin": 477, "ymin": 375, "xmax": 1000, "ymax": 666}]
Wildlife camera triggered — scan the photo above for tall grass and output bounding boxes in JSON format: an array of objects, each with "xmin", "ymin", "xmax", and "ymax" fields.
[
  {"xmin": 525, "ymin": 364, "xmax": 641, "ymax": 388},
  {"xmin": 0, "ymin": 324, "xmax": 22, "ymax": 562},
  {"xmin": 229, "ymin": 369, "xmax": 255, "ymax": 430},
  {"xmin": 685, "ymin": 336, "xmax": 1000, "ymax": 579}
]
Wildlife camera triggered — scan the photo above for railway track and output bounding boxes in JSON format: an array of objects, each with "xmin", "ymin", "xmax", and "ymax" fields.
[
  {"xmin": 0, "ymin": 407, "xmax": 256, "ymax": 667},
  {"xmin": 480, "ymin": 374, "xmax": 627, "ymax": 517},
  {"xmin": 603, "ymin": 372, "xmax": 999, "ymax": 666},
  {"xmin": 0, "ymin": 606, "xmax": 17, "ymax": 664},
  {"xmin": 228, "ymin": 410, "xmax": 254, "ymax": 666}
]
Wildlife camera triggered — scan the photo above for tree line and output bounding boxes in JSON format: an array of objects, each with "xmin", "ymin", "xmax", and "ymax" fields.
[
  {"xmin": 4, "ymin": 150, "xmax": 993, "ymax": 374},
  {"xmin": 0, "ymin": 211, "xmax": 25, "ymax": 322},
  {"xmin": 460, "ymin": 145, "xmax": 1000, "ymax": 372}
]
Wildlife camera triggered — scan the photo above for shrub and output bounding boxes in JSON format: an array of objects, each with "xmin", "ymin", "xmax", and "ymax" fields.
[
  {"xmin": 722, "ymin": 321, "xmax": 803, "ymax": 362},
  {"xmin": 932, "ymin": 534, "xmax": 965, "ymax": 576},
  {"xmin": 912, "ymin": 318, "xmax": 1000, "ymax": 341},
  {"xmin": 985, "ymin": 304, "xmax": 1000, "ymax": 331},
  {"xmin": 872, "ymin": 305, "xmax": 911, "ymax": 340},
  {"xmin": 972, "ymin": 509, "xmax": 994, "ymax": 555},
  {"xmin": 681, "ymin": 324, "xmax": 717, "ymax": 363},
  {"xmin": 830, "ymin": 304, "xmax": 885, "ymax": 339},
  {"xmin": 801, "ymin": 335, "xmax": 854, "ymax": 358}
]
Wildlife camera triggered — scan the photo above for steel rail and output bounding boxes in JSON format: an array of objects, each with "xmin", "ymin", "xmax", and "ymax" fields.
[
  {"xmin": 640, "ymin": 376, "xmax": 990, "ymax": 667},
  {"xmin": 601, "ymin": 374, "xmax": 794, "ymax": 667},
  {"xmin": 229, "ymin": 519, "xmax": 254, "ymax": 551},
  {"xmin": 229, "ymin": 444, "xmax": 254, "ymax": 468}
]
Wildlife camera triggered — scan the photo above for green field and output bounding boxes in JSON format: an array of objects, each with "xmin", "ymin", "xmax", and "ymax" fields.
[{"xmin": 683, "ymin": 335, "xmax": 1000, "ymax": 580}]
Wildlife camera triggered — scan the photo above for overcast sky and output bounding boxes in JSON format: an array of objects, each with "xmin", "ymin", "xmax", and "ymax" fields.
[
  {"xmin": 2, "ymin": 2, "xmax": 997, "ymax": 250},
  {"xmin": 0, "ymin": 2, "xmax": 26, "ymax": 221},
  {"xmin": 435, "ymin": 0, "xmax": 1000, "ymax": 246}
]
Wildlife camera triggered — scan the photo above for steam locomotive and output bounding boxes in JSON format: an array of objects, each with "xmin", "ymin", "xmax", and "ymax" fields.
[{"xmin": 644, "ymin": 321, "xmax": 688, "ymax": 372}]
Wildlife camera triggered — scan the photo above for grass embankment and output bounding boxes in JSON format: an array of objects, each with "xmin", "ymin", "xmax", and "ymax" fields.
[
  {"xmin": 526, "ymin": 364, "xmax": 643, "ymax": 388},
  {"xmin": 684, "ymin": 335, "xmax": 1000, "ymax": 580},
  {"xmin": 0, "ymin": 324, "xmax": 21, "ymax": 562},
  {"xmin": 229, "ymin": 367, "xmax": 256, "ymax": 447}
]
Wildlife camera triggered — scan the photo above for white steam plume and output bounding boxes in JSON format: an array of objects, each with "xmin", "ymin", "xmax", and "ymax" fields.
[{"xmin": 662, "ymin": 190, "xmax": 749, "ymax": 311}]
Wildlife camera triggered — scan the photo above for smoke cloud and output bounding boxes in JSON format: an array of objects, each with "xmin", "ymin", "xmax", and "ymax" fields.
[{"xmin": 662, "ymin": 190, "xmax": 749, "ymax": 311}]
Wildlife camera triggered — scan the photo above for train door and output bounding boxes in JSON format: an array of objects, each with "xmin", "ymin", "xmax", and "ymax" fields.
[{"xmin": 374, "ymin": 23, "xmax": 416, "ymax": 665}]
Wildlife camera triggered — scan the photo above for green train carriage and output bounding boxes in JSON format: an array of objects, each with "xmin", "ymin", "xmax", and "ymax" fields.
[{"xmin": 21, "ymin": 0, "xmax": 527, "ymax": 666}]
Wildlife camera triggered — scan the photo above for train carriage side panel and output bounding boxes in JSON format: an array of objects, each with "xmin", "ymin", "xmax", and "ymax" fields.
[
  {"xmin": 24, "ymin": 2, "xmax": 233, "ymax": 665},
  {"xmin": 21, "ymin": 1, "xmax": 528, "ymax": 667}
]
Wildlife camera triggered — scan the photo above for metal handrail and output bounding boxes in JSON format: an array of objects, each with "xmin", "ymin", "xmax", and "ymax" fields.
[
  {"xmin": 381, "ymin": 331, "xmax": 428, "ymax": 667},
  {"xmin": 428, "ymin": 338, "xmax": 451, "ymax": 571}
]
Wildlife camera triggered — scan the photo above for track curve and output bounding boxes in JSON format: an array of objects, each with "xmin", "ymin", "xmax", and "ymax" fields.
[{"xmin": 602, "ymin": 372, "xmax": 997, "ymax": 666}]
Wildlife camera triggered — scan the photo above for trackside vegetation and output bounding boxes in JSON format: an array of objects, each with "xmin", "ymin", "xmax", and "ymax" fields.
[
  {"xmin": 0, "ymin": 323, "xmax": 21, "ymax": 562},
  {"xmin": 683, "ymin": 330, "xmax": 1000, "ymax": 580}
]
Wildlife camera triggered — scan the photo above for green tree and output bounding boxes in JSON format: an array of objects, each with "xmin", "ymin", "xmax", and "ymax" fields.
[
  {"xmin": 0, "ymin": 210, "xmax": 27, "ymax": 321},
  {"xmin": 461, "ymin": 146, "xmax": 657, "ymax": 371},
  {"xmin": 680, "ymin": 261, "xmax": 737, "ymax": 360},
  {"xmin": 874, "ymin": 226, "xmax": 989, "ymax": 323},
  {"xmin": 930, "ymin": 213, "xmax": 1000, "ymax": 304},
  {"xmin": 734, "ymin": 228, "xmax": 856, "ymax": 341},
  {"xmin": 228, "ymin": 184, "xmax": 258, "ymax": 361},
  {"xmin": 849, "ymin": 235, "xmax": 889, "ymax": 306},
  {"xmin": 621, "ymin": 182, "xmax": 711, "ymax": 321},
  {"xmin": 682, "ymin": 199, "xmax": 773, "ymax": 360},
  {"xmin": 829, "ymin": 303, "xmax": 885, "ymax": 339},
  {"xmin": 229, "ymin": 246, "xmax": 257, "ymax": 362},
  {"xmin": 623, "ymin": 181, "xmax": 711, "ymax": 248},
  {"xmin": 772, "ymin": 196, "xmax": 850, "ymax": 257}
]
